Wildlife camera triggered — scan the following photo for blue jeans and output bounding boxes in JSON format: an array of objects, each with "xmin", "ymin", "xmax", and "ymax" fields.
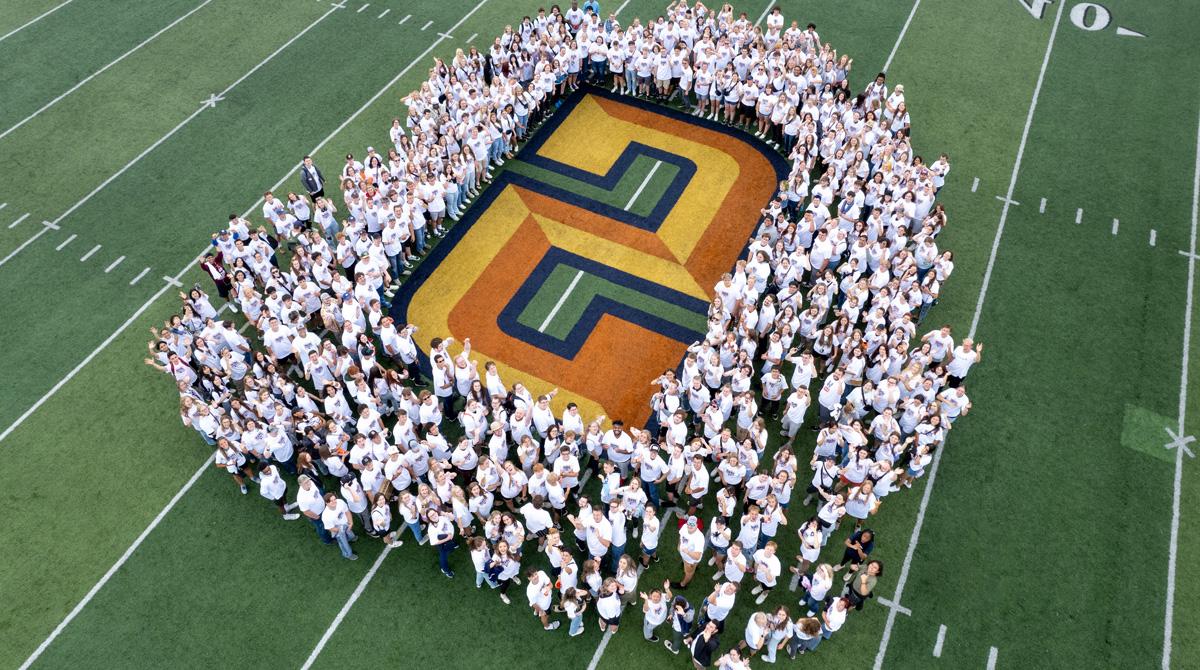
[
  {"xmin": 414, "ymin": 226, "xmax": 427, "ymax": 253},
  {"xmin": 404, "ymin": 521, "xmax": 424, "ymax": 543},
  {"xmin": 333, "ymin": 527, "xmax": 356, "ymax": 558},
  {"xmin": 310, "ymin": 517, "xmax": 333, "ymax": 544},
  {"xmin": 642, "ymin": 479, "xmax": 660, "ymax": 509},
  {"xmin": 437, "ymin": 539, "xmax": 457, "ymax": 572},
  {"xmin": 476, "ymin": 570, "xmax": 498, "ymax": 588},
  {"xmin": 609, "ymin": 543, "xmax": 625, "ymax": 573},
  {"xmin": 570, "ymin": 613, "xmax": 584, "ymax": 635}
]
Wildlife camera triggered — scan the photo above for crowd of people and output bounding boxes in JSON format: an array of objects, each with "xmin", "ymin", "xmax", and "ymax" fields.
[{"xmin": 146, "ymin": 1, "xmax": 984, "ymax": 666}]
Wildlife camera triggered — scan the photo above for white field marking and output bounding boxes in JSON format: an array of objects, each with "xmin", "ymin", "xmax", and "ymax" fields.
[
  {"xmin": 330, "ymin": 1, "xmax": 347, "ymax": 8},
  {"xmin": 421, "ymin": 20, "xmax": 433, "ymax": 30},
  {"xmin": 55, "ymin": 234, "xmax": 77, "ymax": 251},
  {"xmin": 587, "ymin": 506, "xmax": 676, "ymax": 670},
  {"xmin": 1075, "ymin": 207, "xmax": 1083, "ymax": 224},
  {"xmin": 300, "ymin": 544, "xmax": 397, "ymax": 670},
  {"xmin": 398, "ymin": 13, "xmax": 411, "ymax": 24},
  {"xmin": 971, "ymin": 177, "xmax": 979, "ymax": 192},
  {"xmin": 1181, "ymin": 250, "xmax": 1200, "ymax": 262},
  {"xmin": 3, "ymin": 21, "xmax": 494, "ymax": 661},
  {"xmin": 873, "ymin": 3, "xmax": 1067, "ymax": 669},
  {"xmin": 577, "ymin": 469, "xmax": 592, "ymax": 490},
  {"xmin": 615, "ymin": 0, "xmax": 633, "ymax": 16},
  {"xmin": 0, "ymin": 202, "xmax": 6, "ymax": 211},
  {"xmin": 42, "ymin": 219, "xmax": 59, "ymax": 230},
  {"xmin": 376, "ymin": 7, "xmax": 389, "ymax": 18},
  {"xmin": 995, "ymin": 195, "xmax": 1019, "ymax": 206},
  {"xmin": 0, "ymin": 6, "xmax": 337, "ymax": 270},
  {"xmin": 239, "ymin": 320, "xmax": 253, "ymax": 334},
  {"xmin": 0, "ymin": 0, "xmax": 212, "ymax": 142},
  {"xmin": 357, "ymin": 2, "xmax": 369, "ymax": 12},
  {"xmin": 79, "ymin": 244, "xmax": 101, "ymax": 262},
  {"xmin": 104, "ymin": 256, "xmax": 126, "ymax": 273},
  {"xmin": 438, "ymin": 32, "xmax": 455, "ymax": 39},
  {"xmin": 129, "ymin": 267, "xmax": 150, "ymax": 285},
  {"xmin": 1039, "ymin": 197, "xmax": 1047, "ymax": 213},
  {"xmin": 933, "ymin": 624, "xmax": 946, "ymax": 657},
  {"xmin": 987, "ymin": 646, "xmax": 999, "ymax": 670},
  {"xmin": 538, "ymin": 270, "xmax": 584, "ymax": 332},
  {"xmin": 625, "ymin": 160, "xmax": 662, "ymax": 210},
  {"xmin": 16, "ymin": 455, "xmax": 214, "ymax": 670},
  {"xmin": 1116, "ymin": 26, "xmax": 1145, "ymax": 37},
  {"xmin": 876, "ymin": 596, "xmax": 911, "ymax": 616},
  {"xmin": 1151, "ymin": 229, "xmax": 1157, "ymax": 247},
  {"xmin": 466, "ymin": 32, "xmax": 478, "ymax": 42},
  {"xmin": 882, "ymin": 0, "xmax": 922, "ymax": 72},
  {"xmin": 1112, "ymin": 218, "xmax": 1119, "ymax": 235},
  {"xmin": 1164, "ymin": 87, "xmax": 1200, "ymax": 670},
  {"xmin": 0, "ymin": 0, "xmax": 75, "ymax": 44},
  {"xmin": 162, "ymin": 275, "xmax": 183, "ymax": 288},
  {"xmin": 753, "ymin": 0, "xmax": 773, "ymax": 27},
  {"xmin": 7, "ymin": 212, "xmax": 30, "ymax": 228}
]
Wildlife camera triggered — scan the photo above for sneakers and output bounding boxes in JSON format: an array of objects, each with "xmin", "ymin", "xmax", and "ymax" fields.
[
  {"xmin": 756, "ymin": 591, "xmax": 769, "ymax": 604},
  {"xmin": 500, "ymin": 594, "xmax": 511, "ymax": 605},
  {"xmin": 239, "ymin": 484, "xmax": 248, "ymax": 495},
  {"xmin": 227, "ymin": 303, "xmax": 239, "ymax": 313},
  {"xmin": 570, "ymin": 626, "xmax": 585, "ymax": 637},
  {"xmin": 751, "ymin": 585, "xmax": 764, "ymax": 595},
  {"xmin": 282, "ymin": 513, "xmax": 300, "ymax": 521},
  {"xmin": 347, "ymin": 554, "xmax": 359, "ymax": 561},
  {"xmin": 707, "ymin": 556, "xmax": 716, "ymax": 567},
  {"xmin": 712, "ymin": 570, "xmax": 723, "ymax": 580},
  {"xmin": 647, "ymin": 635, "xmax": 660, "ymax": 643},
  {"xmin": 843, "ymin": 572, "xmax": 853, "ymax": 583},
  {"xmin": 389, "ymin": 540, "xmax": 404, "ymax": 548},
  {"xmin": 664, "ymin": 640, "xmax": 679, "ymax": 655},
  {"xmin": 544, "ymin": 621, "xmax": 561, "ymax": 631},
  {"xmin": 442, "ymin": 568, "xmax": 455, "ymax": 579}
]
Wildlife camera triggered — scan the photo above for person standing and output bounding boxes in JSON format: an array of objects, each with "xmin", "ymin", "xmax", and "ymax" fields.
[
  {"xmin": 321, "ymin": 492, "xmax": 358, "ymax": 561},
  {"xmin": 428, "ymin": 507, "xmax": 458, "ymax": 579},
  {"xmin": 299, "ymin": 155, "xmax": 326, "ymax": 201},
  {"xmin": 688, "ymin": 620, "xmax": 721, "ymax": 669},
  {"xmin": 296, "ymin": 475, "xmax": 332, "ymax": 544}
]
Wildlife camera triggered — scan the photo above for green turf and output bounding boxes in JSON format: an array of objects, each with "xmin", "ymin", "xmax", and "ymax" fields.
[
  {"xmin": 517, "ymin": 264, "xmax": 707, "ymax": 341},
  {"xmin": 2, "ymin": 0, "xmax": 1200, "ymax": 668},
  {"xmin": 503, "ymin": 152, "xmax": 681, "ymax": 217}
]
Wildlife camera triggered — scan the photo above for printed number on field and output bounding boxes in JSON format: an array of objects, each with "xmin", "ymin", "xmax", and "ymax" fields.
[{"xmin": 1016, "ymin": 0, "xmax": 1145, "ymax": 37}]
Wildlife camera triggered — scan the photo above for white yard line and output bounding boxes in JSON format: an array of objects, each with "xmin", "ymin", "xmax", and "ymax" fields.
[
  {"xmin": 357, "ymin": 3, "xmax": 370, "ymax": 12},
  {"xmin": 624, "ymin": 160, "xmax": 662, "ymax": 211},
  {"xmin": 16, "ymin": 456, "xmax": 214, "ymax": 670},
  {"xmin": 129, "ymin": 266, "xmax": 150, "ymax": 285},
  {"xmin": 1151, "ymin": 229, "xmax": 1158, "ymax": 247},
  {"xmin": 1039, "ymin": 197, "xmax": 1047, "ymax": 213},
  {"xmin": 987, "ymin": 646, "xmax": 999, "ymax": 670},
  {"xmin": 538, "ymin": 270, "xmax": 584, "ymax": 332},
  {"xmin": 7, "ymin": 6, "xmax": 492, "ymax": 662},
  {"xmin": 882, "ymin": 0, "xmax": 922, "ymax": 73},
  {"xmin": 79, "ymin": 244, "xmax": 101, "ymax": 262},
  {"xmin": 0, "ymin": 202, "xmax": 7, "ymax": 211},
  {"xmin": 7, "ymin": 212, "xmax": 30, "ymax": 228},
  {"xmin": 0, "ymin": 0, "xmax": 74, "ymax": 44},
  {"xmin": 55, "ymin": 234, "xmax": 77, "ymax": 251},
  {"xmin": 104, "ymin": 256, "xmax": 126, "ymax": 273},
  {"xmin": 421, "ymin": 20, "xmax": 433, "ymax": 30},
  {"xmin": 753, "ymin": 0, "xmax": 772, "ymax": 27},
  {"xmin": 971, "ymin": 176, "xmax": 979, "ymax": 193},
  {"xmin": 0, "ymin": 0, "xmax": 212, "ymax": 142},
  {"xmin": 300, "ymin": 545, "xmax": 396, "ymax": 670},
  {"xmin": 0, "ymin": 4, "xmax": 337, "ymax": 269},
  {"xmin": 398, "ymin": 14, "xmax": 411, "ymax": 24},
  {"xmin": 932, "ymin": 624, "xmax": 946, "ymax": 657},
  {"xmin": 1112, "ymin": 218, "xmax": 1120, "ymax": 235},
  {"xmin": 466, "ymin": 32, "xmax": 478, "ymax": 42},
  {"xmin": 615, "ymin": 0, "xmax": 633, "ymax": 16},
  {"xmin": 376, "ymin": 7, "xmax": 389, "ymax": 18},
  {"xmin": 1075, "ymin": 207, "xmax": 1083, "ymax": 224},
  {"xmin": 1162, "ymin": 88, "xmax": 1200, "ymax": 670},
  {"xmin": 873, "ymin": 3, "xmax": 1066, "ymax": 669}
]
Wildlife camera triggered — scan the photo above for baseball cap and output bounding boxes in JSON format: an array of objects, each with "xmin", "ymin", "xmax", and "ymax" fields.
[{"xmin": 686, "ymin": 516, "xmax": 698, "ymax": 527}]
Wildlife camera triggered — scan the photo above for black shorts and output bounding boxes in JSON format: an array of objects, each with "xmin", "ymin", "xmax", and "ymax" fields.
[{"xmin": 602, "ymin": 612, "xmax": 622, "ymax": 626}]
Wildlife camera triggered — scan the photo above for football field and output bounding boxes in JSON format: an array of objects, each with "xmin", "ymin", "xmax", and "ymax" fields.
[{"xmin": 1, "ymin": 0, "xmax": 1198, "ymax": 668}]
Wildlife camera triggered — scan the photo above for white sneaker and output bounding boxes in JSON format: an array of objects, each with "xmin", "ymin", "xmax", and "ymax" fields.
[
  {"xmin": 712, "ymin": 571, "xmax": 722, "ymax": 580},
  {"xmin": 512, "ymin": 576, "xmax": 522, "ymax": 585},
  {"xmin": 282, "ymin": 513, "xmax": 300, "ymax": 521},
  {"xmin": 751, "ymin": 584, "xmax": 764, "ymax": 595},
  {"xmin": 389, "ymin": 540, "xmax": 404, "ymax": 548},
  {"xmin": 239, "ymin": 484, "xmax": 248, "ymax": 495},
  {"xmin": 756, "ymin": 591, "xmax": 769, "ymax": 604},
  {"xmin": 707, "ymin": 557, "xmax": 716, "ymax": 566},
  {"xmin": 570, "ymin": 626, "xmax": 585, "ymax": 637},
  {"xmin": 500, "ymin": 594, "xmax": 511, "ymax": 605},
  {"xmin": 545, "ymin": 621, "xmax": 561, "ymax": 631},
  {"xmin": 227, "ymin": 303, "xmax": 239, "ymax": 313}
]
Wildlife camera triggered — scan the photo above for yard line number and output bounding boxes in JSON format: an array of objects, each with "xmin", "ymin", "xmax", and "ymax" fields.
[{"xmin": 1016, "ymin": 0, "xmax": 1144, "ymax": 37}]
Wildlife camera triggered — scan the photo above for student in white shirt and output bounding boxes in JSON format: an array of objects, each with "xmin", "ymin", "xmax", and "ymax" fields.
[
  {"xmin": 321, "ymin": 493, "xmax": 358, "ymax": 561},
  {"xmin": 525, "ymin": 569, "xmax": 562, "ymax": 630}
]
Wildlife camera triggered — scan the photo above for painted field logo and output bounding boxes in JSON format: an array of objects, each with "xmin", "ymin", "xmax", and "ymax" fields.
[{"xmin": 394, "ymin": 88, "xmax": 786, "ymax": 425}]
